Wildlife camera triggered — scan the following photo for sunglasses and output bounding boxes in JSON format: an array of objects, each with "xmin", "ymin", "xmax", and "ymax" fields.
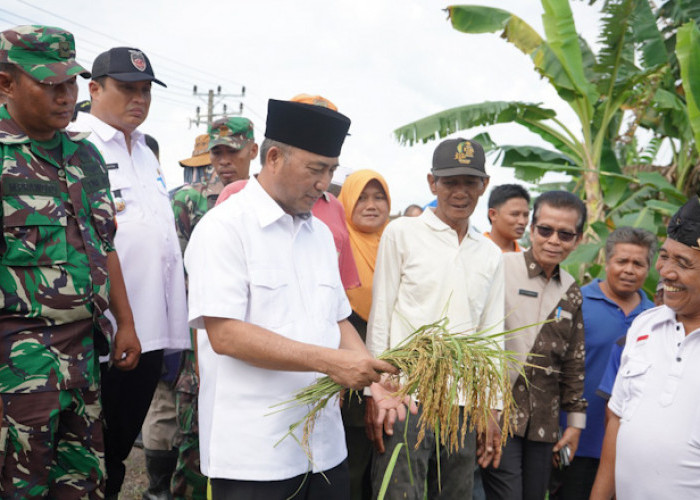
[{"xmin": 534, "ymin": 225, "xmax": 578, "ymax": 242}]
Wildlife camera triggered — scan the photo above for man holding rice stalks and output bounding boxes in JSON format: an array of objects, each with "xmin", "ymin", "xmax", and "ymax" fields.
[
  {"xmin": 366, "ymin": 137, "xmax": 505, "ymax": 499},
  {"xmin": 184, "ymin": 98, "xmax": 404, "ymax": 500},
  {"xmin": 480, "ymin": 191, "xmax": 588, "ymax": 500}
]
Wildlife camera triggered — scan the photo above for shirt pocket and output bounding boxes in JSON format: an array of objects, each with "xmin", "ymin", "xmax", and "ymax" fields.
[
  {"xmin": 619, "ymin": 358, "xmax": 651, "ymax": 421},
  {"xmin": 2, "ymin": 194, "xmax": 68, "ymax": 266},
  {"xmin": 248, "ymin": 268, "xmax": 291, "ymax": 331},
  {"xmin": 313, "ymin": 278, "xmax": 340, "ymax": 325},
  {"xmin": 107, "ymin": 168, "xmax": 137, "ymax": 220}
]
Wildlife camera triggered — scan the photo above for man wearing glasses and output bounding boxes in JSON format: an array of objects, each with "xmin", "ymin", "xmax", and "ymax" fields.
[{"xmin": 481, "ymin": 190, "xmax": 588, "ymax": 500}]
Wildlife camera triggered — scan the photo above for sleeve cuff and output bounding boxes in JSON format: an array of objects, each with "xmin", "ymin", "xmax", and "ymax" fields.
[{"xmin": 567, "ymin": 412, "xmax": 586, "ymax": 429}]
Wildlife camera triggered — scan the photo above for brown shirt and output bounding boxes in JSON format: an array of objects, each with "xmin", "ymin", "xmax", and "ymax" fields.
[{"xmin": 503, "ymin": 249, "xmax": 586, "ymax": 443}]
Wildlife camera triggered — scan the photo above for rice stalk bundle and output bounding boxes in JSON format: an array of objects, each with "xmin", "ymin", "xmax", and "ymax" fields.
[{"xmin": 274, "ymin": 317, "xmax": 536, "ymax": 453}]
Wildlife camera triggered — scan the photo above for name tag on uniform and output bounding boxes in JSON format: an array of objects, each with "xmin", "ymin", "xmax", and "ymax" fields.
[
  {"xmin": 105, "ymin": 163, "xmax": 119, "ymax": 170},
  {"xmin": 518, "ymin": 289, "xmax": 538, "ymax": 298}
]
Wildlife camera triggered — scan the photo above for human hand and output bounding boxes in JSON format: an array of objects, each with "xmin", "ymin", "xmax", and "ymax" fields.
[
  {"xmin": 112, "ymin": 323, "xmax": 141, "ymax": 371},
  {"xmin": 326, "ymin": 349, "xmax": 397, "ymax": 390},
  {"xmin": 364, "ymin": 395, "xmax": 384, "ymax": 453},
  {"xmin": 366, "ymin": 378, "xmax": 417, "ymax": 453},
  {"xmin": 552, "ymin": 426, "xmax": 581, "ymax": 467},
  {"xmin": 477, "ymin": 409, "xmax": 502, "ymax": 468}
]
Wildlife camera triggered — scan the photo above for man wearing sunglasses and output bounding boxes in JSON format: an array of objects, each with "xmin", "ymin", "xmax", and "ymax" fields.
[{"xmin": 481, "ymin": 190, "xmax": 587, "ymax": 500}]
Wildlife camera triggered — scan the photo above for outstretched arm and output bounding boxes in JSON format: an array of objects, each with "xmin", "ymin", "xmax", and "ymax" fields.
[{"xmin": 203, "ymin": 316, "xmax": 397, "ymax": 390}]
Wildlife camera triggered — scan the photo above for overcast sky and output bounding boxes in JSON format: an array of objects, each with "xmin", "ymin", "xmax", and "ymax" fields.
[{"xmin": 3, "ymin": 0, "xmax": 603, "ymax": 228}]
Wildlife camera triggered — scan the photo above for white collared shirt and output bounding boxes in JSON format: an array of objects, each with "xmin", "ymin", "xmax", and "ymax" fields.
[
  {"xmin": 366, "ymin": 208, "xmax": 504, "ymax": 404},
  {"xmin": 610, "ymin": 306, "xmax": 700, "ymax": 499},
  {"xmin": 185, "ymin": 177, "xmax": 351, "ymax": 480},
  {"xmin": 69, "ymin": 112, "xmax": 189, "ymax": 353}
]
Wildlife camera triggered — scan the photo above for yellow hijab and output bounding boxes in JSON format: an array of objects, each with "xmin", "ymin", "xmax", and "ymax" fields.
[{"xmin": 338, "ymin": 169, "xmax": 391, "ymax": 321}]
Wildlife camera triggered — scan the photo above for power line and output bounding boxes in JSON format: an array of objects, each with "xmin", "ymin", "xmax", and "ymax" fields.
[{"xmin": 14, "ymin": 0, "xmax": 246, "ymax": 90}]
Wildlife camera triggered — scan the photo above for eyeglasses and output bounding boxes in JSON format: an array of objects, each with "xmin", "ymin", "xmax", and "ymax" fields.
[{"xmin": 534, "ymin": 225, "xmax": 578, "ymax": 242}]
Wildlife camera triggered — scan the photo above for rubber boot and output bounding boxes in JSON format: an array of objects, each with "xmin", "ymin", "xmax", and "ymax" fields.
[{"xmin": 142, "ymin": 448, "xmax": 178, "ymax": 500}]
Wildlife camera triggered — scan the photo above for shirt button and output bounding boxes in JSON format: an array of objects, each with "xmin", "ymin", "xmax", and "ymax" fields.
[
  {"xmin": 58, "ymin": 170, "xmax": 66, "ymax": 178},
  {"xmin": 676, "ymin": 357, "xmax": 682, "ymax": 362}
]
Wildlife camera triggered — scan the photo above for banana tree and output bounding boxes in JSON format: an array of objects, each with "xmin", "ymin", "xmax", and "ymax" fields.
[{"xmin": 394, "ymin": 0, "xmax": 688, "ymax": 234}]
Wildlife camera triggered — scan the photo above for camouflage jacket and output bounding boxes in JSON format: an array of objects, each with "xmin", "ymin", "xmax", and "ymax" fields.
[
  {"xmin": 0, "ymin": 105, "xmax": 116, "ymax": 392},
  {"xmin": 171, "ymin": 176, "xmax": 224, "ymax": 255},
  {"xmin": 171, "ymin": 177, "xmax": 223, "ymax": 386}
]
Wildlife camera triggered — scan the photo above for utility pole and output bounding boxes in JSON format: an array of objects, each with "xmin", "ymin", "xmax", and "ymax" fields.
[{"xmin": 189, "ymin": 84, "xmax": 246, "ymax": 129}]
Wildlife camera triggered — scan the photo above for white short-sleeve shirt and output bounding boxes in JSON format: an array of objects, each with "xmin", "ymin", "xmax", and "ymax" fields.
[
  {"xmin": 185, "ymin": 177, "xmax": 351, "ymax": 480},
  {"xmin": 69, "ymin": 113, "xmax": 190, "ymax": 353},
  {"xmin": 609, "ymin": 306, "xmax": 700, "ymax": 499}
]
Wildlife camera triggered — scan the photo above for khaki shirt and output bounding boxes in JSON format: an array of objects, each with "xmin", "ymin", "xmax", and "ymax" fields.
[{"xmin": 503, "ymin": 249, "xmax": 586, "ymax": 442}]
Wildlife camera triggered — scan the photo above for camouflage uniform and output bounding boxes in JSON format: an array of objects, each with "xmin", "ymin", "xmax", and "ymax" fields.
[
  {"xmin": 170, "ymin": 178, "xmax": 222, "ymax": 500},
  {"xmin": 0, "ymin": 26, "xmax": 114, "ymax": 499}
]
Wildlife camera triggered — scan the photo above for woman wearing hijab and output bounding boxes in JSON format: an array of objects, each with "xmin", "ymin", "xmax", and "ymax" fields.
[{"xmin": 338, "ymin": 169, "xmax": 391, "ymax": 500}]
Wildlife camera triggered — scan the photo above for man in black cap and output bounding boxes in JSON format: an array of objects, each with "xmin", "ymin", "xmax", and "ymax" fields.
[
  {"xmin": 591, "ymin": 196, "xmax": 700, "ymax": 499},
  {"xmin": 69, "ymin": 47, "xmax": 190, "ymax": 499},
  {"xmin": 365, "ymin": 137, "xmax": 503, "ymax": 499},
  {"xmin": 184, "ymin": 98, "xmax": 407, "ymax": 499}
]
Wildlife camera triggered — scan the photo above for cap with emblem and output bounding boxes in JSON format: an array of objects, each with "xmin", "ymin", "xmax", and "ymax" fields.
[
  {"xmin": 179, "ymin": 134, "xmax": 211, "ymax": 168},
  {"xmin": 432, "ymin": 138, "xmax": 488, "ymax": 178},
  {"xmin": 265, "ymin": 99, "xmax": 351, "ymax": 157},
  {"xmin": 208, "ymin": 117, "xmax": 254, "ymax": 151},
  {"xmin": 667, "ymin": 195, "xmax": 700, "ymax": 250},
  {"xmin": 0, "ymin": 25, "xmax": 91, "ymax": 84},
  {"xmin": 91, "ymin": 47, "xmax": 166, "ymax": 87}
]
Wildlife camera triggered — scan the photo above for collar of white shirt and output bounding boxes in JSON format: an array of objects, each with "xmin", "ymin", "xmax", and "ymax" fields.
[
  {"xmin": 421, "ymin": 206, "xmax": 479, "ymax": 240},
  {"xmin": 243, "ymin": 176, "xmax": 317, "ymax": 233},
  {"xmin": 73, "ymin": 111, "xmax": 145, "ymax": 145}
]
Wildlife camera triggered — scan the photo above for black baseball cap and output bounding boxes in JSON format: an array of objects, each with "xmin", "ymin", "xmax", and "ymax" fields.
[
  {"xmin": 91, "ymin": 47, "xmax": 166, "ymax": 87},
  {"xmin": 432, "ymin": 138, "xmax": 488, "ymax": 178}
]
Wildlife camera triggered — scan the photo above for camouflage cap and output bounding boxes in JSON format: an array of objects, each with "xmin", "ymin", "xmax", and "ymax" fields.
[
  {"xmin": 0, "ymin": 25, "xmax": 90, "ymax": 84},
  {"xmin": 208, "ymin": 117, "xmax": 254, "ymax": 151}
]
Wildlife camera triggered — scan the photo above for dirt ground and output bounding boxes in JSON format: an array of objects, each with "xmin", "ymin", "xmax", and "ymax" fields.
[{"xmin": 120, "ymin": 446, "xmax": 150, "ymax": 499}]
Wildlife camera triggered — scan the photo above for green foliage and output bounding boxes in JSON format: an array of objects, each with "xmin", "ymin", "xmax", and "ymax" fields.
[{"xmin": 395, "ymin": 0, "xmax": 695, "ymax": 284}]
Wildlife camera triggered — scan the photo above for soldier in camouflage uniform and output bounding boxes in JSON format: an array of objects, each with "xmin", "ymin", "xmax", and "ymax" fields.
[
  {"xmin": 0, "ymin": 25, "xmax": 141, "ymax": 499},
  {"xmin": 170, "ymin": 116, "xmax": 257, "ymax": 500}
]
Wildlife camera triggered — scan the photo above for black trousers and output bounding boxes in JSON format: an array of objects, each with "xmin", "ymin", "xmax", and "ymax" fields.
[
  {"xmin": 549, "ymin": 456, "xmax": 599, "ymax": 500},
  {"xmin": 210, "ymin": 460, "xmax": 350, "ymax": 500},
  {"xmin": 100, "ymin": 349, "xmax": 164, "ymax": 495},
  {"xmin": 480, "ymin": 435, "xmax": 553, "ymax": 500}
]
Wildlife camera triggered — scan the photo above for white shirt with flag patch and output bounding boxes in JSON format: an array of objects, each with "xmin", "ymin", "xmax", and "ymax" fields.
[{"xmin": 609, "ymin": 305, "xmax": 700, "ymax": 499}]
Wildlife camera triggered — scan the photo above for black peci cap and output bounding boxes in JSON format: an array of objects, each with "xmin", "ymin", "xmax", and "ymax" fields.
[
  {"xmin": 265, "ymin": 99, "xmax": 350, "ymax": 157},
  {"xmin": 668, "ymin": 195, "xmax": 700, "ymax": 250}
]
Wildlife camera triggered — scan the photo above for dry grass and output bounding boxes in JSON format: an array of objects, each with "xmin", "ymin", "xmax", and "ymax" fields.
[{"xmin": 120, "ymin": 446, "xmax": 149, "ymax": 499}]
